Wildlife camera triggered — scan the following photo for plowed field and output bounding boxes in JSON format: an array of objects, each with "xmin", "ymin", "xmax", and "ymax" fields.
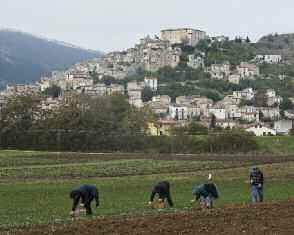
[{"xmin": 13, "ymin": 200, "xmax": 294, "ymax": 235}]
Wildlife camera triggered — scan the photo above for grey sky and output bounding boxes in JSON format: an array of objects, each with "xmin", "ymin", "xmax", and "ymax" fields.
[{"xmin": 1, "ymin": 0, "xmax": 293, "ymax": 52}]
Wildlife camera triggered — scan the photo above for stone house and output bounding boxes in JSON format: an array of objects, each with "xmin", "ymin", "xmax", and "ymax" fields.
[
  {"xmin": 222, "ymin": 95, "xmax": 241, "ymax": 105},
  {"xmin": 176, "ymin": 95, "xmax": 201, "ymax": 106},
  {"xmin": 226, "ymin": 104, "xmax": 242, "ymax": 119},
  {"xmin": 208, "ymin": 104, "xmax": 227, "ymax": 120},
  {"xmin": 187, "ymin": 55, "xmax": 204, "ymax": 69},
  {"xmin": 284, "ymin": 110, "xmax": 294, "ymax": 119},
  {"xmin": 266, "ymin": 89, "xmax": 283, "ymax": 106},
  {"xmin": 148, "ymin": 119, "xmax": 185, "ymax": 136},
  {"xmin": 240, "ymin": 106, "xmax": 259, "ymax": 123},
  {"xmin": 169, "ymin": 104, "xmax": 188, "ymax": 120},
  {"xmin": 191, "ymin": 97, "xmax": 214, "ymax": 117},
  {"xmin": 233, "ymin": 88, "xmax": 255, "ymax": 101},
  {"xmin": 176, "ymin": 96, "xmax": 213, "ymax": 118},
  {"xmin": 147, "ymin": 101, "xmax": 169, "ymax": 116},
  {"xmin": 106, "ymin": 84, "xmax": 125, "ymax": 95},
  {"xmin": 69, "ymin": 78, "xmax": 93, "ymax": 90},
  {"xmin": 216, "ymin": 120, "xmax": 238, "ymax": 129},
  {"xmin": 228, "ymin": 74, "xmax": 241, "ymax": 84},
  {"xmin": 144, "ymin": 77, "xmax": 158, "ymax": 91},
  {"xmin": 258, "ymin": 107, "xmax": 280, "ymax": 121},
  {"xmin": 83, "ymin": 84, "xmax": 107, "ymax": 96},
  {"xmin": 186, "ymin": 105, "xmax": 201, "ymax": 119},
  {"xmin": 237, "ymin": 62, "xmax": 259, "ymax": 79},
  {"xmin": 147, "ymin": 96, "xmax": 171, "ymax": 116},
  {"xmin": 152, "ymin": 95, "xmax": 171, "ymax": 104},
  {"xmin": 6, "ymin": 84, "xmax": 40, "ymax": 96},
  {"xmin": 127, "ymin": 81, "xmax": 145, "ymax": 92},
  {"xmin": 208, "ymin": 62, "xmax": 230, "ymax": 80},
  {"xmin": 255, "ymin": 55, "xmax": 282, "ymax": 64},
  {"xmin": 128, "ymin": 89, "xmax": 143, "ymax": 108},
  {"xmin": 140, "ymin": 36, "xmax": 181, "ymax": 72}
]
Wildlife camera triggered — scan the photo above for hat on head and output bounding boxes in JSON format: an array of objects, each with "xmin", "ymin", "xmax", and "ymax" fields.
[{"xmin": 251, "ymin": 166, "xmax": 258, "ymax": 171}]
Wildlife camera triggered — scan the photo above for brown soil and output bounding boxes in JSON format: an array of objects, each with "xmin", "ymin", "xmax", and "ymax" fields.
[
  {"xmin": 52, "ymin": 152, "xmax": 294, "ymax": 164},
  {"xmin": 13, "ymin": 201, "xmax": 294, "ymax": 235}
]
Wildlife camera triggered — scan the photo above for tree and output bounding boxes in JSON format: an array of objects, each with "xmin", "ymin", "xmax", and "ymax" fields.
[
  {"xmin": 196, "ymin": 39, "xmax": 210, "ymax": 52},
  {"xmin": 245, "ymin": 36, "xmax": 251, "ymax": 43},
  {"xmin": 101, "ymin": 75, "xmax": 116, "ymax": 86},
  {"xmin": 234, "ymin": 37, "xmax": 242, "ymax": 43},
  {"xmin": 254, "ymin": 89, "xmax": 268, "ymax": 107},
  {"xmin": 186, "ymin": 121, "xmax": 208, "ymax": 135},
  {"xmin": 89, "ymin": 70, "xmax": 100, "ymax": 84},
  {"xmin": 280, "ymin": 98, "xmax": 293, "ymax": 111},
  {"xmin": 239, "ymin": 99, "xmax": 254, "ymax": 107},
  {"xmin": 207, "ymin": 129, "xmax": 258, "ymax": 153},
  {"xmin": 44, "ymin": 85, "xmax": 62, "ymax": 98},
  {"xmin": 0, "ymin": 95, "xmax": 42, "ymax": 147},
  {"xmin": 210, "ymin": 114, "xmax": 216, "ymax": 129},
  {"xmin": 142, "ymin": 87, "xmax": 154, "ymax": 102},
  {"xmin": 122, "ymin": 107, "xmax": 149, "ymax": 135},
  {"xmin": 290, "ymin": 127, "xmax": 294, "ymax": 136}
]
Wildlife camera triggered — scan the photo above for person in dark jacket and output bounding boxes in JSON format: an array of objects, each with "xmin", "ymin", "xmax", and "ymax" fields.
[
  {"xmin": 250, "ymin": 167, "xmax": 264, "ymax": 203},
  {"xmin": 149, "ymin": 181, "xmax": 174, "ymax": 207},
  {"xmin": 70, "ymin": 185, "xmax": 99, "ymax": 215},
  {"xmin": 192, "ymin": 174, "xmax": 219, "ymax": 208}
]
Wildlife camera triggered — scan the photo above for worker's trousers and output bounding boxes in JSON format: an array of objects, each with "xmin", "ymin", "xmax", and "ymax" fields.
[
  {"xmin": 200, "ymin": 196, "xmax": 214, "ymax": 208},
  {"xmin": 251, "ymin": 185, "xmax": 263, "ymax": 203}
]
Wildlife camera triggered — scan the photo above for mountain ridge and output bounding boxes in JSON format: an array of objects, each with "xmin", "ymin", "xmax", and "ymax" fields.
[{"xmin": 0, "ymin": 29, "xmax": 103, "ymax": 88}]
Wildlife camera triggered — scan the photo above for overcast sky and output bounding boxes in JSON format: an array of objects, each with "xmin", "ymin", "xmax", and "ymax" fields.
[{"xmin": 1, "ymin": 0, "xmax": 293, "ymax": 52}]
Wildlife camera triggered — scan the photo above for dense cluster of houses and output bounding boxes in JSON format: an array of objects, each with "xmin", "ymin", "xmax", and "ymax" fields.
[
  {"xmin": 0, "ymin": 28, "xmax": 292, "ymax": 136},
  {"xmin": 144, "ymin": 85, "xmax": 293, "ymax": 136}
]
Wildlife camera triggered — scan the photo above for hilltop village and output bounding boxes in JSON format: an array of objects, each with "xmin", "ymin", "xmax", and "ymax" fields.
[{"xmin": 1, "ymin": 28, "xmax": 294, "ymax": 136}]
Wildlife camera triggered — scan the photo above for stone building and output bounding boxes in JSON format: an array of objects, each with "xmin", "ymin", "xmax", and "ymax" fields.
[
  {"xmin": 152, "ymin": 95, "xmax": 171, "ymax": 104},
  {"xmin": 144, "ymin": 77, "xmax": 158, "ymax": 91},
  {"xmin": 169, "ymin": 104, "xmax": 188, "ymax": 120},
  {"xmin": 255, "ymin": 55, "xmax": 282, "ymax": 64},
  {"xmin": 208, "ymin": 62, "xmax": 230, "ymax": 80},
  {"xmin": 187, "ymin": 55, "xmax": 204, "ymax": 69},
  {"xmin": 139, "ymin": 36, "xmax": 181, "ymax": 72},
  {"xmin": 239, "ymin": 106, "xmax": 259, "ymax": 123},
  {"xmin": 237, "ymin": 62, "xmax": 259, "ymax": 79},
  {"xmin": 128, "ymin": 90, "xmax": 143, "ymax": 108},
  {"xmin": 228, "ymin": 74, "xmax": 241, "ymax": 84},
  {"xmin": 160, "ymin": 28, "xmax": 206, "ymax": 47}
]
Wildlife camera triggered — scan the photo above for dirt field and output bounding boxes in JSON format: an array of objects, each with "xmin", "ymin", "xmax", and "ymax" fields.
[
  {"xmin": 51, "ymin": 152, "xmax": 294, "ymax": 164},
  {"xmin": 12, "ymin": 200, "xmax": 294, "ymax": 235}
]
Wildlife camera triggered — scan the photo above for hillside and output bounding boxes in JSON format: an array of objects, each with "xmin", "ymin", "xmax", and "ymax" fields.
[
  {"xmin": 256, "ymin": 33, "xmax": 294, "ymax": 63},
  {"xmin": 0, "ymin": 29, "xmax": 102, "ymax": 88}
]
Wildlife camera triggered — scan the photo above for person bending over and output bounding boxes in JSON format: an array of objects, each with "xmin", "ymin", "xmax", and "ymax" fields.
[
  {"xmin": 149, "ymin": 181, "xmax": 174, "ymax": 207},
  {"xmin": 192, "ymin": 174, "xmax": 219, "ymax": 209},
  {"xmin": 70, "ymin": 184, "xmax": 99, "ymax": 215}
]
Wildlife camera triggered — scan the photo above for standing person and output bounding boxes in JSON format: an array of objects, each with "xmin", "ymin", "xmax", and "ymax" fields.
[
  {"xmin": 149, "ymin": 181, "xmax": 174, "ymax": 207},
  {"xmin": 192, "ymin": 174, "xmax": 219, "ymax": 209},
  {"xmin": 70, "ymin": 184, "xmax": 100, "ymax": 216},
  {"xmin": 250, "ymin": 166, "xmax": 264, "ymax": 203}
]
